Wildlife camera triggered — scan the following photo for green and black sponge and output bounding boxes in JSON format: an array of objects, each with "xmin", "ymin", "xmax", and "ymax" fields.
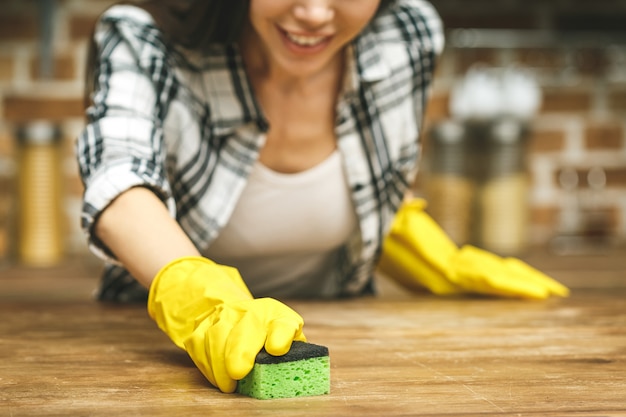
[{"xmin": 236, "ymin": 341, "xmax": 330, "ymax": 400}]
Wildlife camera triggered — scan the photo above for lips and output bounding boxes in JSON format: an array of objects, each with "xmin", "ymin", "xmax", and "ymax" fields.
[{"xmin": 278, "ymin": 27, "xmax": 333, "ymax": 54}]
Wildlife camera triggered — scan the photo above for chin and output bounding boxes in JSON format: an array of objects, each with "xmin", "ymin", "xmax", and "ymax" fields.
[{"xmin": 277, "ymin": 53, "xmax": 339, "ymax": 79}]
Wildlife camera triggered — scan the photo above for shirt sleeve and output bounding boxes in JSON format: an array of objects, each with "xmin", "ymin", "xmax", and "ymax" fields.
[{"xmin": 76, "ymin": 5, "xmax": 177, "ymax": 263}]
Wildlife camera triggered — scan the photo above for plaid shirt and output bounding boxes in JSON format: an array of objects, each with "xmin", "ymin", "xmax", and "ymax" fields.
[{"xmin": 77, "ymin": 0, "xmax": 444, "ymax": 301}]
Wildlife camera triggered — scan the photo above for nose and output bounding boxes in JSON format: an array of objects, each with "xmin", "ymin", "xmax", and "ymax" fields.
[{"xmin": 293, "ymin": 0, "xmax": 335, "ymax": 28}]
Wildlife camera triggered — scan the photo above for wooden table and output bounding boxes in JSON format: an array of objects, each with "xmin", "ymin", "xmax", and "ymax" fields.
[{"xmin": 1, "ymin": 251, "xmax": 625, "ymax": 416}]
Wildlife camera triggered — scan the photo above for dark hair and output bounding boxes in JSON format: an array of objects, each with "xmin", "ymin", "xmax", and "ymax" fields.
[
  {"xmin": 137, "ymin": 0, "xmax": 396, "ymax": 48},
  {"xmin": 84, "ymin": 0, "xmax": 395, "ymax": 108},
  {"xmin": 138, "ymin": 0, "xmax": 251, "ymax": 47}
]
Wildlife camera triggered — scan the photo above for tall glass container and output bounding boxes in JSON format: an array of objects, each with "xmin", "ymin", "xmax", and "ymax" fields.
[
  {"xmin": 474, "ymin": 118, "xmax": 530, "ymax": 255},
  {"xmin": 423, "ymin": 120, "xmax": 475, "ymax": 246},
  {"xmin": 17, "ymin": 121, "xmax": 65, "ymax": 266}
]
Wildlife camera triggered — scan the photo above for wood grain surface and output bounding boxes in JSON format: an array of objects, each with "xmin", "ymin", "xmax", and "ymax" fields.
[{"xmin": 1, "ymin": 251, "xmax": 624, "ymax": 416}]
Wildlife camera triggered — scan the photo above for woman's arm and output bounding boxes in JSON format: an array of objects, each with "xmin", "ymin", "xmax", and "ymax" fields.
[
  {"xmin": 94, "ymin": 186, "xmax": 200, "ymax": 288},
  {"xmin": 95, "ymin": 185, "xmax": 307, "ymax": 394}
]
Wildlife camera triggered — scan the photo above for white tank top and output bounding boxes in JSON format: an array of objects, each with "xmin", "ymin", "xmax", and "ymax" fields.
[{"xmin": 204, "ymin": 150, "xmax": 359, "ymax": 299}]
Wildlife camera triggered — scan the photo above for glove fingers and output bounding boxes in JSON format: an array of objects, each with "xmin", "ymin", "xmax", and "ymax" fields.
[
  {"xmin": 184, "ymin": 305, "xmax": 242, "ymax": 393},
  {"xmin": 224, "ymin": 311, "xmax": 267, "ymax": 381},
  {"xmin": 224, "ymin": 299, "xmax": 306, "ymax": 379},
  {"xmin": 468, "ymin": 272, "xmax": 549, "ymax": 299},
  {"xmin": 265, "ymin": 299, "xmax": 305, "ymax": 356},
  {"xmin": 454, "ymin": 246, "xmax": 557, "ymax": 299},
  {"xmin": 185, "ymin": 298, "xmax": 307, "ymax": 390},
  {"xmin": 265, "ymin": 318, "xmax": 302, "ymax": 357},
  {"xmin": 184, "ymin": 318, "xmax": 220, "ymax": 390},
  {"xmin": 247, "ymin": 298, "xmax": 305, "ymax": 356},
  {"xmin": 504, "ymin": 257, "xmax": 570, "ymax": 297},
  {"xmin": 294, "ymin": 330, "xmax": 307, "ymax": 343},
  {"xmin": 208, "ymin": 305, "xmax": 245, "ymax": 393}
]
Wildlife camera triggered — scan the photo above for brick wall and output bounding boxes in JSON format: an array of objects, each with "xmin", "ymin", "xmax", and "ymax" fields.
[
  {"xmin": 417, "ymin": 0, "xmax": 626, "ymax": 254},
  {"xmin": 0, "ymin": 0, "xmax": 115, "ymax": 262},
  {"xmin": 0, "ymin": 0, "xmax": 625, "ymax": 263}
]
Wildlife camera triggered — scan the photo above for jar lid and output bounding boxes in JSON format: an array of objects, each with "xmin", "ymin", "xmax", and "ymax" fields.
[{"xmin": 17, "ymin": 121, "xmax": 61, "ymax": 145}]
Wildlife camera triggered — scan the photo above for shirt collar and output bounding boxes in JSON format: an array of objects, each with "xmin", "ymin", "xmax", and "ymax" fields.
[
  {"xmin": 355, "ymin": 24, "xmax": 392, "ymax": 82},
  {"xmin": 342, "ymin": 24, "xmax": 392, "ymax": 97}
]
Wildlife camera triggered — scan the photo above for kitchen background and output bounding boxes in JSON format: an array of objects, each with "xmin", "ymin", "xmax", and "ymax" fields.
[{"xmin": 0, "ymin": 0, "xmax": 625, "ymax": 267}]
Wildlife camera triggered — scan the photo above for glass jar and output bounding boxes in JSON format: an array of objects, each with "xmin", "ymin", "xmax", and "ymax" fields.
[
  {"xmin": 473, "ymin": 117, "xmax": 530, "ymax": 255},
  {"xmin": 423, "ymin": 120, "xmax": 475, "ymax": 246},
  {"xmin": 17, "ymin": 121, "xmax": 65, "ymax": 266}
]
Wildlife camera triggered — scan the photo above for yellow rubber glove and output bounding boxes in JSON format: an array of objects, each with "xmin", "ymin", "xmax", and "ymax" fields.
[
  {"xmin": 378, "ymin": 199, "xmax": 570, "ymax": 299},
  {"xmin": 147, "ymin": 256, "xmax": 306, "ymax": 393}
]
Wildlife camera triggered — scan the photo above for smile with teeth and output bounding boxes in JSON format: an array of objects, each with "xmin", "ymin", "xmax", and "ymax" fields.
[{"xmin": 284, "ymin": 31, "xmax": 328, "ymax": 47}]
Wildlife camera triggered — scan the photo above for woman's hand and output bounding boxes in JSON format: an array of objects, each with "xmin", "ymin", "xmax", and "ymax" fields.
[
  {"xmin": 148, "ymin": 257, "xmax": 306, "ymax": 392},
  {"xmin": 378, "ymin": 198, "xmax": 569, "ymax": 299}
]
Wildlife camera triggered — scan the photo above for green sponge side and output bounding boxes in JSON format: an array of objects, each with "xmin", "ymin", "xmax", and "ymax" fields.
[
  {"xmin": 237, "ymin": 356, "xmax": 330, "ymax": 399},
  {"xmin": 236, "ymin": 342, "xmax": 330, "ymax": 400}
]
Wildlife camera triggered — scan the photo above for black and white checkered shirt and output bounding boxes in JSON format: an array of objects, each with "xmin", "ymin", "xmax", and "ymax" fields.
[{"xmin": 76, "ymin": 0, "xmax": 444, "ymax": 301}]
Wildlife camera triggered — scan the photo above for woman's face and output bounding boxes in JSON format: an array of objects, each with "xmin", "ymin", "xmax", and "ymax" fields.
[{"xmin": 246, "ymin": 0, "xmax": 381, "ymax": 78}]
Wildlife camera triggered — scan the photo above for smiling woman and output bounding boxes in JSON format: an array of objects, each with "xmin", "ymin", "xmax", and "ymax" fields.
[
  {"xmin": 80, "ymin": 0, "xmax": 441, "ymax": 301},
  {"xmin": 75, "ymin": 0, "xmax": 569, "ymax": 398}
]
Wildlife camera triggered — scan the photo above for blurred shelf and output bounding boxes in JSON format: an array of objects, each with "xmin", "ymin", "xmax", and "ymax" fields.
[{"xmin": 448, "ymin": 28, "xmax": 626, "ymax": 49}]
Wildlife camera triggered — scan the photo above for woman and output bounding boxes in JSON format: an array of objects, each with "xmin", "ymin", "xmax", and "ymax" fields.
[{"xmin": 77, "ymin": 0, "xmax": 567, "ymax": 393}]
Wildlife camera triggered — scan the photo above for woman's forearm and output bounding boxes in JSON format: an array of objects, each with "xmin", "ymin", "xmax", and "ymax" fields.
[{"xmin": 94, "ymin": 187, "xmax": 201, "ymax": 288}]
